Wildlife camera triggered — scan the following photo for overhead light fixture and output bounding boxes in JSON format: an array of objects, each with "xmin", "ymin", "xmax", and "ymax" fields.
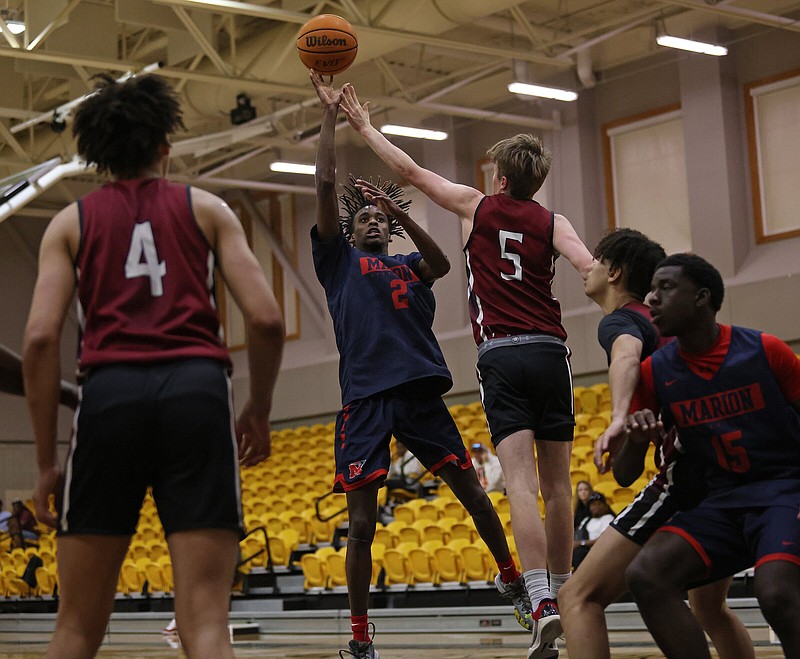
[
  {"xmin": 1, "ymin": 20, "xmax": 24, "ymax": 34},
  {"xmin": 380, "ymin": 124, "xmax": 448, "ymax": 141},
  {"xmin": 656, "ymin": 34, "xmax": 727, "ymax": 56},
  {"xmin": 507, "ymin": 82, "xmax": 578, "ymax": 102},
  {"xmin": 269, "ymin": 161, "xmax": 315, "ymax": 175}
]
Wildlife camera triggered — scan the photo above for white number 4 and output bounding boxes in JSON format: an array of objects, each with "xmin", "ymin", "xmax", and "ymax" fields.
[
  {"xmin": 499, "ymin": 230, "xmax": 523, "ymax": 281},
  {"xmin": 125, "ymin": 222, "xmax": 166, "ymax": 297}
]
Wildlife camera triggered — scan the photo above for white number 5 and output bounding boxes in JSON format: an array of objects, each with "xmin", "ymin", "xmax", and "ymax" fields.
[
  {"xmin": 499, "ymin": 230, "xmax": 523, "ymax": 281},
  {"xmin": 125, "ymin": 222, "xmax": 166, "ymax": 297}
]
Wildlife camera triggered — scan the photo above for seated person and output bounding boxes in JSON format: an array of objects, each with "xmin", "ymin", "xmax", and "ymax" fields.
[
  {"xmin": 470, "ymin": 442, "xmax": 506, "ymax": 493},
  {"xmin": 0, "ymin": 499, "xmax": 11, "ymax": 533},
  {"xmin": 572, "ymin": 493, "xmax": 614, "ymax": 570},
  {"xmin": 384, "ymin": 442, "xmax": 427, "ymax": 502},
  {"xmin": 573, "ymin": 479, "xmax": 594, "ymax": 530},
  {"xmin": 9, "ymin": 499, "xmax": 38, "ymax": 548}
]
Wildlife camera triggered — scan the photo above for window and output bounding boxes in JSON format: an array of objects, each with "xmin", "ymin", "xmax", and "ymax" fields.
[
  {"xmin": 603, "ymin": 105, "xmax": 692, "ymax": 254},
  {"xmin": 745, "ymin": 69, "xmax": 800, "ymax": 243}
]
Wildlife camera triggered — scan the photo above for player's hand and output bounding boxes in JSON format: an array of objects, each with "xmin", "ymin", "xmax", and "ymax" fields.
[
  {"xmin": 33, "ymin": 465, "xmax": 63, "ymax": 529},
  {"xmin": 355, "ymin": 178, "xmax": 406, "ymax": 220},
  {"xmin": 310, "ymin": 69, "xmax": 342, "ymax": 108},
  {"xmin": 235, "ymin": 399, "xmax": 272, "ymax": 467},
  {"xmin": 593, "ymin": 416, "xmax": 628, "ymax": 473},
  {"xmin": 340, "ymin": 83, "xmax": 371, "ymax": 134},
  {"xmin": 625, "ymin": 409, "xmax": 662, "ymax": 445}
]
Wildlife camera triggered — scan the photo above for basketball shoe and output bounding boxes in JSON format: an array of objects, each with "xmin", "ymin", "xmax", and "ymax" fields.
[
  {"xmin": 339, "ymin": 639, "xmax": 379, "ymax": 658},
  {"xmin": 495, "ymin": 573, "xmax": 533, "ymax": 630},
  {"xmin": 527, "ymin": 598, "xmax": 562, "ymax": 659},
  {"xmin": 340, "ymin": 623, "xmax": 379, "ymax": 659}
]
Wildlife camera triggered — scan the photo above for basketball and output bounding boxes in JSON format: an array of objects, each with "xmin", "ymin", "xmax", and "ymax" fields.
[{"xmin": 296, "ymin": 14, "xmax": 358, "ymax": 76}]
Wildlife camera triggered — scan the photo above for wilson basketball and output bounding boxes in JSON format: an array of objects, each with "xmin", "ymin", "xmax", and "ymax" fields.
[{"xmin": 296, "ymin": 14, "xmax": 358, "ymax": 76}]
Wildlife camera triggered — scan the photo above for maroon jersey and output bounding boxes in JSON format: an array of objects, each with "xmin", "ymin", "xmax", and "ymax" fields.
[
  {"xmin": 464, "ymin": 194, "xmax": 566, "ymax": 345},
  {"xmin": 75, "ymin": 178, "xmax": 231, "ymax": 369}
]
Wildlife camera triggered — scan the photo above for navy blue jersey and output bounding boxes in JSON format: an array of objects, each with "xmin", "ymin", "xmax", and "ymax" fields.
[
  {"xmin": 652, "ymin": 326, "xmax": 800, "ymax": 507},
  {"xmin": 311, "ymin": 227, "xmax": 452, "ymax": 405}
]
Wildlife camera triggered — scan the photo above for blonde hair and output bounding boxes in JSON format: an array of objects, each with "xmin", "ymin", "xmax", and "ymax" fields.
[{"xmin": 486, "ymin": 133, "xmax": 551, "ymax": 199}]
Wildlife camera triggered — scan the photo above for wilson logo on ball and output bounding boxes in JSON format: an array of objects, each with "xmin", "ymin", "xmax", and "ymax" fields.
[{"xmin": 305, "ymin": 35, "xmax": 349, "ymax": 48}]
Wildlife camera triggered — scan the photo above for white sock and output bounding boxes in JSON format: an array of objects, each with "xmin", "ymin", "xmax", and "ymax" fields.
[
  {"xmin": 523, "ymin": 569, "xmax": 551, "ymax": 609},
  {"xmin": 549, "ymin": 572, "xmax": 571, "ymax": 600}
]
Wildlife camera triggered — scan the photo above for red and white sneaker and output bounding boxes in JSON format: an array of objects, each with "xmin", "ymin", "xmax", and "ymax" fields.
[{"xmin": 527, "ymin": 599, "xmax": 562, "ymax": 659}]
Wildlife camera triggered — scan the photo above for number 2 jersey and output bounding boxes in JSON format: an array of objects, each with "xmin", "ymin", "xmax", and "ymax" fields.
[
  {"xmin": 75, "ymin": 178, "xmax": 230, "ymax": 370},
  {"xmin": 464, "ymin": 194, "xmax": 566, "ymax": 345},
  {"xmin": 311, "ymin": 227, "xmax": 451, "ymax": 406},
  {"xmin": 635, "ymin": 324, "xmax": 800, "ymax": 508}
]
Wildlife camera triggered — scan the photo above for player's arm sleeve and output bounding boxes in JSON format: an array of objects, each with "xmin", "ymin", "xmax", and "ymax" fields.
[
  {"xmin": 762, "ymin": 333, "xmax": 800, "ymax": 404},
  {"xmin": 598, "ymin": 313, "xmax": 646, "ymax": 363},
  {"xmin": 310, "ymin": 226, "xmax": 349, "ymax": 293}
]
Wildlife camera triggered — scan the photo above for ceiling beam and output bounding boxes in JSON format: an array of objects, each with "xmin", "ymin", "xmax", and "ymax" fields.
[
  {"xmin": 171, "ymin": 6, "xmax": 233, "ymax": 76},
  {"xmin": 151, "ymin": 0, "xmax": 573, "ymax": 68},
  {"xmin": 26, "ymin": 0, "xmax": 85, "ymax": 51},
  {"xmin": 656, "ymin": 0, "xmax": 800, "ymax": 33}
]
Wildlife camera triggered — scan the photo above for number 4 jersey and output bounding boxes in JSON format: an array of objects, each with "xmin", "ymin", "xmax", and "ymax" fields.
[
  {"xmin": 640, "ymin": 325, "xmax": 800, "ymax": 507},
  {"xmin": 464, "ymin": 194, "xmax": 566, "ymax": 346},
  {"xmin": 76, "ymin": 178, "xmax": 230, "ymax": 369}
]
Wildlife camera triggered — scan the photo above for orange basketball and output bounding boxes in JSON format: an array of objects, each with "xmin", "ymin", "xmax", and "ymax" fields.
[{"xmin": 296, "ymin": 14, "xmax": 358, "ymax": 76}]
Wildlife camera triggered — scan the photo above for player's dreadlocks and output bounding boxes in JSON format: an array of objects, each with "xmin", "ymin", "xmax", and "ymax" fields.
[{"xmin": 338, "ymin": 175, "xmax": 410, "ymax": 239}]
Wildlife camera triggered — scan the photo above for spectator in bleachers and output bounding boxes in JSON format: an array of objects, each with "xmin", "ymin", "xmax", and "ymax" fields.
[
  {"xmin": 386, "ymin": 442, "xmax": 424, "ymax": 484},
  {"xmin": 572, "ymin": 492, "xmax": 614, "ymax": 570},
  {"xmin": 572, "ymin": 480, "xmax": 593, "ymax": 531},
  {"xmin": 470, "ymin": 443, "xmax": 505, "ymax": 493},
  {"xmin": 384, "ymin": 442, "xmax": 426, "ymax": 505},
  {"xmin": 0, "ymin": 499, "xmax": 11, "ymax": 532},
  {"xmin": 8, "ymin": 499, "xmax": 38, "ymax": 548},
  {"xmin": 561, "ymin": 232, "xmax": 753, "ymax": 659}
]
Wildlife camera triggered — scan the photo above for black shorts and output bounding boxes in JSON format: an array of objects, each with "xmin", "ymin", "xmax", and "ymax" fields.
[
  {"xmin": 476, "ymin": 341, "xmax": 575, "ymax": 446},
  {"xmin": 333, "ymin": 387, "xmax": 472, "ymax": 492},
  {"xmin": 60, "ymin": 358, "xmax": 242, "ymax": 538},
  {"xmin": 610, "ymin": 479, "xmax": 679, "ymax": 546}
]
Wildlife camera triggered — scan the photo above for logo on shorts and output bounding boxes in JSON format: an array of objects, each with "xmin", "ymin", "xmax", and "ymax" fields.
[{"xmin": 348, "ymin": 460, "xmax": 366, "ymax": 479}]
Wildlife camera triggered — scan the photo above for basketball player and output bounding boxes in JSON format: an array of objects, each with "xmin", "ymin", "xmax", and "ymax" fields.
[
  {"xmin": 1, "ymin": 343, "xmax": 78, "ymax": 409},
  {"xmin": 311, "ymin": 71, "xmax": 530, "ymax": 659},
  {"xmin": 622, "ymin": 253, "xmax": 800, "ymax": 659},
  {"xmin": 22, "ymin": 73, "xmax": 284, "ymax": 659},
  {"xmin": 559, "ymin": 233, "xmax": 753, "ymax": 659},
  {"xmin": 340, "ymin": 83, "xmax": 592, "ymax": 658}
]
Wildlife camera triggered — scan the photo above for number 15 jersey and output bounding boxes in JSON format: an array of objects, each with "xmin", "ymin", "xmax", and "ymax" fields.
[
  {"xmin": 76, "ymin": 178, "xmax": 230, "ymax": 370},
  {"xmin": 645, "ymin": 325, "xmax": 800, "ymax": 507},
  {"xmin": 465, "ymin": 194, "xmax": 566, "ymax": 346}
]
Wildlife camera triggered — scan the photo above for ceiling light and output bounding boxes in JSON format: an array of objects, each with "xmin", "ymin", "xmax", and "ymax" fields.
[
  {"xmin": 507, "ymin": 82, "xmax": 578, "ymax": 102},
  {"xmin": 380, "ymin": 125, "xmax": 448, "ymax": 141},
  {"xmin": 269, "ymin": 161, "xmax": 315, "ymax": 175},
  {"xmin": 656, "ymin": 35, "xmax": 727, "ymax": 56},
  {"xmin": 1, "ymin": 20, "xmax": 25, "ymax": 35}
]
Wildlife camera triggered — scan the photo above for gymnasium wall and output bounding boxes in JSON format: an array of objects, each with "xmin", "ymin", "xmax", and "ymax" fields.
[{"xmin": 1, "ymin": 22, "xmax": 799, "ymax": 495}]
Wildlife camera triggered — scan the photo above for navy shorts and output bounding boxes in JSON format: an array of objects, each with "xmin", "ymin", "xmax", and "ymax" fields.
[
  {"xmin": 611, "ymin": 479, "xmax": 679, "ymax": 546},
  {"xmin": 60, "ymin": 358, "xmax": 243, "ymax": 538},
  {"xmin": 333, "ymin": 387, "xmax": 472, "ymax": 492},
  {"xmin": 659, "ymin": 501, "xmax": 800, "ymax": 584},
  {"xmin": 476, "ymin": 342, "xmax": 574, "ymax": 445}
]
